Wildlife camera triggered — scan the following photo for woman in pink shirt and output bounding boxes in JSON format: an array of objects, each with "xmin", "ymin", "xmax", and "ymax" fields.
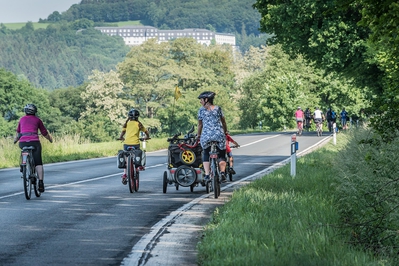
[
  {"xmin": 294, "ymin": 107, "xmax": 305, "ymax": 135},
  {"xmin": 14, "ymin": 104, "xmax": 53, "ymax": 192}
]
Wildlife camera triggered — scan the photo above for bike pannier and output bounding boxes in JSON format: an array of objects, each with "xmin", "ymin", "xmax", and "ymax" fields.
[{"xmin": 117, "ymin": 150, "xmax": 126, "ymax": 168}]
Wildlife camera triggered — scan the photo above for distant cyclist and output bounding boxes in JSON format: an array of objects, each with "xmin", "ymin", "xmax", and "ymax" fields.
[
  {"xmin": 304, "ymin": 107, "xmax": 312, "ymax": 131},
  {"xmin": 117, "ymin": 108, "xmax": 150, "ymax": 185},
  {"xmin": 14, "ymin": 104, "xmax": 53, "ymax": 193},
  {"xmin": 294, "ymin": 107, "xmax": 304, "ymax": 135},
  {"xmin": 340, "ymin": 108, "xmax": 349, "ymax": 130},
  {"xmin": 313, "ymin": 107, "xmax": 324, "ymax": 131}
]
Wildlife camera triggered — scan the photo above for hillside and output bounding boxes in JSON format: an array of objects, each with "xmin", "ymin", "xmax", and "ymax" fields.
[{"xmin": 0, "ymin": 22, "xmax": 130, "ymax": 90}]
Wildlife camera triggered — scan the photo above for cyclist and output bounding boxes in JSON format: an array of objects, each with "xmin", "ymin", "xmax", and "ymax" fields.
[
  {"xmin": 294, "ymin": 107, "xmax": 304, "ymax": 135},
  {"xmin": 196, "ymin": 91, "xmax": 229, "ymax": 183},
  {"xmin": 14, "ymin": 104, "xmax": 53, "ymax": 193},
  {"xmin": 313, "ymin": 107, "xmax": 325, "ymax": 132},
  {"xmin": 326, "ymin": 107, "xmax": 337, "ymax": 132},
  {"xmin": 340, "ymin": 108, "xmax": 349, "ymax": 130},
  {"xmin": 225, "ymin": 132, "xmax": 240, "ymax": 175},
  {"xmin": 304, "ymin": 107, "xmax": 312, "ymax": 131},
  {"xmin": 117, "ymin": 108, "xmax": 150, "ymax": 185}
]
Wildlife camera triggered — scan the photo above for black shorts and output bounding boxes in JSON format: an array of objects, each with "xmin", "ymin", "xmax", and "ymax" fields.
[
  {"xmin": 19, "ymin": 141, "xmax": 43, "ymax": 166},
  {"xmin": 202, "ymin": 146, "xmax": 226, "ymax": 163}
]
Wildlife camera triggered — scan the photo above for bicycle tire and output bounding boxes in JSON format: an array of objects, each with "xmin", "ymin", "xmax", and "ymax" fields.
[
  {"xmin": 163, "ymin": 171, "xmax": 168, "ymax": 193},
  {"xmin": 127, "ymin": 155, "xmax": 135, "ymax": 193},
  {"xmin": 206, "ymin": 180, "xmax": 211, "ymax": 193},
  {"xmin": 22, "ymin": 164, "xmax": 31, "ymax": 200},
  {"xmin": 134, "ymin": 171, "xmax": 139, "ymax": 192},
  {"xmin": 211, "ymin": 158, "xmax": 219, "ymax": 199},
  {"xmin": 29, "ymin": 157, "xmax": 41, "ymax": 198},
  {"xmin": 33, "ymin": 175, "xmax": 41, "ymax": 198}
]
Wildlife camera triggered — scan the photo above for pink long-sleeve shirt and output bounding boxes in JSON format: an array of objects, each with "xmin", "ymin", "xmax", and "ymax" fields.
[{"xmin": 16, "ymin": 115, "xmax": 49, "ymax": 142}]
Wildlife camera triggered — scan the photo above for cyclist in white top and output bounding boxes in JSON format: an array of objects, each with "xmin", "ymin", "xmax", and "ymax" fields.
[{"xmin": 313, "ymin": 107, "xmax": 325, "ymax": 127}]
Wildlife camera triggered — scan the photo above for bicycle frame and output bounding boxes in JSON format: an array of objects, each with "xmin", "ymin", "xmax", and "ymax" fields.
[
  {"xmin": 209, "ymin": 142, "xmax": 221, "ymax": 199},
  {"xmin": 20, "ymin": 146, "xmax": 40, "ymax": 200},
  {"xmin": 125, "ymin": 148, "xmax": 140, "ymax": 193}
]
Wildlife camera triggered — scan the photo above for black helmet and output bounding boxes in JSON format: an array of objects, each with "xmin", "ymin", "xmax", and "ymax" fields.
[
  {"xmin": 128, "ymin": 108, "xmax": 139, "ymax": 119},
  {"xmin": 198, "ymin": 91, "xmax": 216, "ymax": 100},
  {"xmin": 24, "ymin": 103, "xmax": 37, "ymax": 115}
]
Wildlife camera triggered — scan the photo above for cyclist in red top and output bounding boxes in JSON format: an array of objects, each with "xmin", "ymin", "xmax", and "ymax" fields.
[
  {"xmin": 225, "ymin": 132, "xmax": 239, "ymax": 175},
  {"xmin": 14, "ymin": 104, "xmax": 53, "ymax": 192}
]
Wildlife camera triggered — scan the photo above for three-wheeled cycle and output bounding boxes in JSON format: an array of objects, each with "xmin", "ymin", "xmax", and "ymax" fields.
[{"xmin": 163, "ymin": 126, "xmax": 206, "ymax": 193}]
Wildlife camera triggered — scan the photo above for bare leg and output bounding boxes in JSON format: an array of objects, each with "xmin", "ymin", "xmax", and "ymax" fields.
[
  {"xmin": 203, "ymin": 162, "xmax": 210, "ymax": 175},
  {"xmin": 36, "ymin": 165, "xmax": 44, "ymax": 180},
  {"xmin": 219, "ymin": 161, "xmax": 226, "ymax": 172}
]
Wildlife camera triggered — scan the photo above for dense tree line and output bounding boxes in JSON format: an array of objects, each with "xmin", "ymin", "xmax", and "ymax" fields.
[
  {"xmin": 48, "ymin": 0, "xmax": 261, "ymax": 37},
  {"xmin": 1, "ymin": 39, "xmax": 366, "ymax": 141},
  {"xmin": 253, "ymin": 0, "xmax": 398, "ymax": 140},
  {"xmin": 0, "ymin": 21, "xmax": 130, "ymax": 90}
]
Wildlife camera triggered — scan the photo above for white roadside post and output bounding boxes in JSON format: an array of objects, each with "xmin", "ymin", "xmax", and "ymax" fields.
[
  {"xmin": 290, "ymin": 134, "xmax": 297, "ymax": 177},
  {"xmin": 333, "ymin": 122, "xmax": 336, "ymax": 145}
]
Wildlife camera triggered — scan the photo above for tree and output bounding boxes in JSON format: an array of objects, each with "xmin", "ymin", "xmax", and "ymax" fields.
[
  {"xmin": 81, "ymin": 70, "xmax": 127, "ymax": 126},
  {"xmin": 253, "ymin": 0, "xmax": 398, "ymax": 139}
]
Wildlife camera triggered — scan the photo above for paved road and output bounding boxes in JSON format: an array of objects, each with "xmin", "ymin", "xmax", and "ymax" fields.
[{"xmin": 0, "ymin": 132, "xmax": 331, "ymax": 265}]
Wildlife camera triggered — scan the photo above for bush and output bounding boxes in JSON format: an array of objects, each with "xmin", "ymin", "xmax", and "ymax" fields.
[{"xmin": 334, "ymin": 129, "xmax": 399, "ymax": 262}]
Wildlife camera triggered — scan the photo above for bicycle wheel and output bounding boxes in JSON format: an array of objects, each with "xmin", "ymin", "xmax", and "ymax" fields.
[
  {"xmin": 206, "ymin": 181, "xmax": 211, "ymax": 193},
  {"xmin": 127, "ymin": 155, "xmax": 135, "ymax": 193},
  {"xmin": 22, "ymin": 163, "xmax": 32, "ymax": 200},
  {"xmin": 33, "ymin": 174, "xmax": 41, "ymax": 198},
  {"xmin": 134, "ymin": 170, "xmax": 139, "ymax": 192},
  {"xmin": 163, "ymin": 171, "xmax": 168, "ymax": 193},
  {"xmin": 210, "ymin": 159, "xmax": 220, "ymax": 199}
]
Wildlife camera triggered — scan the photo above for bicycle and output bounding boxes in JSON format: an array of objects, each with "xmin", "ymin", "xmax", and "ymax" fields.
[
  {"xmin": 118, "ymin": 138, "xmax": 148, "ymax": 193},
  {"xmin": 304, "ymin": 117, "xmax": 312, "ymax": 132},
  {"xmin": 315, "ymin": 120, "xmax": 323, "ymax": 137},
  {"xmin": 296, "ymin": 120, "xmax": 303, "ymax": 135},
  {"xmin": 206, "ymin": 141, "xmax": 221, "ymax": 199},
  {"xmin": 19, "ymin": 146, "xmax": 41, "ymax": 200}
]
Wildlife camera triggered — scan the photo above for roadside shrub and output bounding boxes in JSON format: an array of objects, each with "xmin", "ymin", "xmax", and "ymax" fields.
[{"xmin": 334, "ymin": 129, "xmax": 399, "ymax": 262}]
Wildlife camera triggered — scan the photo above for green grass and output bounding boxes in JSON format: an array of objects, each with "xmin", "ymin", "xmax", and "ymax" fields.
[
  {"xmin": 0, "ymin": 134, "xmax": 168, "ymax": 169},
  {"xmin": 1, "ymin": 20, "xmax": 142, "ymax": 30},
  {"xmin": 116, "ymin": 20, "xmax": 142, "ymax": 26},
  {"xmin": 1, "ymin": 22, "xmax": 50, "ymax": 30},
  {"xmin": 196, "ymin": 133, "xmax": 389, "ymax": 266}
]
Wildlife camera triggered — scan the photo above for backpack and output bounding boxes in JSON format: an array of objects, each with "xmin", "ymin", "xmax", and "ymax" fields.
[
  {"xmin": 305, "ymin": 110, "xmax": 311, "ymax": 119},
  {"xmin": 331, "ymin": 111, "xmax": 336, "ymax": 119},
  {"xmin": 326, "ymin": 110, "xmax": 332, "ymax": 120}
]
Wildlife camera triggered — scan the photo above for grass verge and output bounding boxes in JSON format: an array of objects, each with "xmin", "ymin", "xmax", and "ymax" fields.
[{"xmin": 197, "ymin": 132, "xmax": 388, "ymax": 265}]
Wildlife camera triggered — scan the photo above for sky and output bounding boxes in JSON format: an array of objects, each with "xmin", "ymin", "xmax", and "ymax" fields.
[{"xmin": 0, "ymin": 0, "xmax": 81, "ymax": 23}]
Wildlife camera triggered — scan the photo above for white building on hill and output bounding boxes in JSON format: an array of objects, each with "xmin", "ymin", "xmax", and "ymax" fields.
[{"xmin": 95, "ymin": 26, "xmax": 236, "ymax": 47}]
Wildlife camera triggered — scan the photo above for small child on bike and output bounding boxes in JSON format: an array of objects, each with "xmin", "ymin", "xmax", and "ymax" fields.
[
  {"xmin": 117, "ymin": 108, "xmax": 150, "ymax": 185},
  {"xmin": 225, "ymin": 132, "xmax": 239, "ymax": 175}
]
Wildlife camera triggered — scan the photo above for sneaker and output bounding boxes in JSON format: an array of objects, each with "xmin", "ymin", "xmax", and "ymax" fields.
[
  {"xmin": 121, "ymin": 174, "xmax": 127, "ymax": 185},
  {"xmin": 228, "ymin": 167, "xmax": 236, "ymax": 175},
  {"xmin": 203, "ymin": 175, "xmax": 210, "ymax": 181},
  {"xmin": 38, "ymin": 180, "xmax": 45, "ymax": 192},
  {"xmin": 221, "ymin": 172, "xmax": 227, "ymax": 183}
]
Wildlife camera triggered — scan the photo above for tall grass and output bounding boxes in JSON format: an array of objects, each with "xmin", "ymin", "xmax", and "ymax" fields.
[
  {"xmin": 197, "ymin": 132, "xmax": 389, "ymax": 265},
  {"xmin": 0, "ymin": 134, "xmax": 168, "ymax": 169}
]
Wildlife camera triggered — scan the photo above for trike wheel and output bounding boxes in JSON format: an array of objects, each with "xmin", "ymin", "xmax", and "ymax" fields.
[{"xmin": 174, "ymin": 166, "xmax": 196, "ymax": 187}]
